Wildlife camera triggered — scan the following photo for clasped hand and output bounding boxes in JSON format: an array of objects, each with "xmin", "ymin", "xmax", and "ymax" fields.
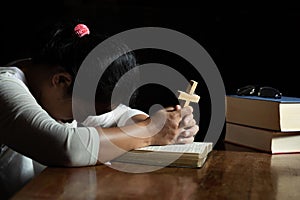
[{"xmin": 150, "ymin": 105, "xmax": 199, "ymax": 145}]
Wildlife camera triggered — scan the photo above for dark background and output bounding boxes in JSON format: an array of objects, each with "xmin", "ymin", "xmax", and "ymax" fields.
[{"xmin": 1, "ymin": 0, "xmax": 300, "ymax": 146}]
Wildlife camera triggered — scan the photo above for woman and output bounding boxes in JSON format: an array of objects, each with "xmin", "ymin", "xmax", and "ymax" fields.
[{"xmin": 0, "ymin": 19, "xmax": 199, "ymax": 195}]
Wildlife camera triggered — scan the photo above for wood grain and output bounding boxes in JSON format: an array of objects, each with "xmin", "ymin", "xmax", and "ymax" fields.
[{"xmin": 11, "ymin": 150, "xmax": 300, "ymax": 200}]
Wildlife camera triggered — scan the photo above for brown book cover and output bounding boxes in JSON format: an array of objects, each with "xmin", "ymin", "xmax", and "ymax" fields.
[
  {"xmin": 226, "ymin": 95, "xmax": 300, "ymax": 132},
  {"xmin": 225, "ymin": 122, "xmax": 300, "ymax": 154}
]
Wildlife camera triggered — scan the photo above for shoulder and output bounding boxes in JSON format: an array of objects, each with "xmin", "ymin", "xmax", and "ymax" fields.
[
  {"xmin": 0, "ymin": 66, "xmax": 23, "ymax": 77},
  {"xmin": 0, "ymin": 67, "xmax": 30, "ymax": 96},
  {"xmin": 0, "ymin": 66, "xmax": 27, "ymax": 86},
  {"xmin": 0, "ymin": 67, "xmax": 37, "ymax": 115}
]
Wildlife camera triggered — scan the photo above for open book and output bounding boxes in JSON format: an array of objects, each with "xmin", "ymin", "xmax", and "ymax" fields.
[{"xmin": 112, "ymin": 142, "xmax": 213, "ymax": 168}]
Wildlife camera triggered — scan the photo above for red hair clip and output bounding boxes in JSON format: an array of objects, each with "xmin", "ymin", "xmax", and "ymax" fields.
[{"xmin": 74, "ymin": 24, "xmax": 90, "ymax": 38}]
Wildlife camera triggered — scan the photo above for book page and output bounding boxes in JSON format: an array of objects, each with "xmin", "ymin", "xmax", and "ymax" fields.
[
  {"xmin": 113, "ymin": 142, "xmax": 213, "ymax": 168},
  {"xmin": 136, "ymin": 142, "xmax": 213, "ymax": 155}
]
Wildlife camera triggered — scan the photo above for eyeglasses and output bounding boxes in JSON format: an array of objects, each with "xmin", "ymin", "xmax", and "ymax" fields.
[{"xmin": 236, "ymin": 85, "xmax": 282, "ymax": 99}]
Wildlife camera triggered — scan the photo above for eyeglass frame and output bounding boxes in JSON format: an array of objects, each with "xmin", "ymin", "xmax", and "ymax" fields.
[{"xmin": 236, "ymin": 85, "xmax": 282, "ymax": 99}]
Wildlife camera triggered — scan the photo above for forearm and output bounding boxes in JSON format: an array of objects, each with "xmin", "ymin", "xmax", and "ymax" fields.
[
  {"xmin": 94, "ymin": 106, "xmax": 198, "ymax": 164},
  {"xmin": 95, "ymin": 118, "xmax": 153, "ymax": 163}
]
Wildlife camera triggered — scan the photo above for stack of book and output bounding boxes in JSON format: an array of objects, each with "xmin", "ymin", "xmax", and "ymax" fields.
[{"xmin": 225, "ymin": 95, "xmax": 300, "ymax": 154}]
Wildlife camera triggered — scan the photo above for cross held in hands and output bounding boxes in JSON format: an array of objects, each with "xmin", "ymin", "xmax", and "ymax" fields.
[{"xmin": 177, "ymin": 80, "xmax": 200, "ymax": 107}]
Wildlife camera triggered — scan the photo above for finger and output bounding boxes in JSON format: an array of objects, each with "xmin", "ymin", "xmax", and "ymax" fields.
[
  {"xmin": 187, "ymin": 119, "xmax": 196, "ymax": 128},
  {"xmin": 186, "ymin": 119, "xmax": 196, "ymax": 128},
  {"xmin": 180, "ymin": 106, "xmax": 193, "ymax": 117},
  {"xmin": 180, "ymin": 125, "xmax": 199, "ymax": 137},
  {"xmin": 175, "ymin": 105, "xmax": 181, "ymax": 111},
  {"xmin": 165, "ymin": 105, "xmax": 181, "ymax": 112},
  {"xmin": 176, "ymin": 136, "xmax": 195, "ymax": 144},
  {"xmin": 179, "ymin": 130, "xmax": 192, "ymax": 138},
  {"xmin": 188, "ymin": 125, "xmax": 199, "ymax": 136},
  {"xmin": 179, "ymin": 114, "xmax": 196, "ymax": 128}
]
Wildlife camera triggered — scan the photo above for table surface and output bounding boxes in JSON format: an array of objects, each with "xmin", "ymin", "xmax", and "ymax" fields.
[{"xmin": 11, "ymin": 143, "xmax": 300, "ymax": 200}]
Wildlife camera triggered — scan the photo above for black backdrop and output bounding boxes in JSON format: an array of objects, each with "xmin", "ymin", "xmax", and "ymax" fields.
[{"xmin": 1, "ymin": 0, "xmax": 300, "ymax": 146}]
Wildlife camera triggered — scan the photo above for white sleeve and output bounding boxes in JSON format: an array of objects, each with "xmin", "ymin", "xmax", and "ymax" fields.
[
  {"xmin": 82, "ymin": 104, "xmax": 149, "ymax": 128},
  {"xmin": 0, "ymin": 76, "xmax": 99, "ymax": 167},
  {"xmin": 116, "ymin": 104, "xmax": 149, "ymax": 127}
]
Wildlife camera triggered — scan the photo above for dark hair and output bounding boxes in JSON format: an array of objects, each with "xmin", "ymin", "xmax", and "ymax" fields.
[{"xmin": 31, "ymin": 19, "xmax": 138, "ymax": 108}]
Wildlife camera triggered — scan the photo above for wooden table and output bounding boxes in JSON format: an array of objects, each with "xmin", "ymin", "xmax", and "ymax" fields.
[{"xmin": 11, "ymin": 144, "xmax": 300, "ymax": 200}]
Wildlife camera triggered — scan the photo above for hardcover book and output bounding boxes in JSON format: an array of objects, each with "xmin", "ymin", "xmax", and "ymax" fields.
[
  {"xmin": 225, "ymin": 122, "xmax": 300, "ymax": 154},
  {"xmin": 226, "ymin": 95, "xmax": 300, "ymax": 131}
]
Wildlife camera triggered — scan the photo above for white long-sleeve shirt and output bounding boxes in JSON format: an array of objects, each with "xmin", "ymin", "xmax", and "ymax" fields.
[{"xmin": 0, "ymin": 66, "xmax": 148, "ymax": 198}]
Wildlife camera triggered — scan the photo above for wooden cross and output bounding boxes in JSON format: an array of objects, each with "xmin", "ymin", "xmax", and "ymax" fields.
[{"xmin": 177, "ymin": 80, "xmax": 200, "ymax": 107}]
